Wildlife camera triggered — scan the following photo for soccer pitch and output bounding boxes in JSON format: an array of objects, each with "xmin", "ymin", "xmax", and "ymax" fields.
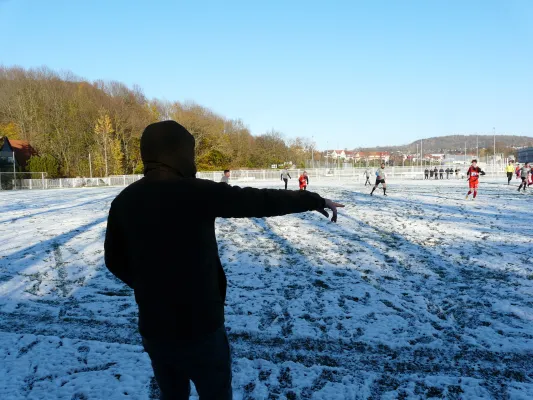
[{"xmin": 1, "ymin": 179, "xmax": 532, "ymax": 399}]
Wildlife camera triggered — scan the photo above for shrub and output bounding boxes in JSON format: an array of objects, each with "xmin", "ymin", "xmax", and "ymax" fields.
[{"xmin": 27, "ymin": 154, "xmax": 60, "ymax": 178}]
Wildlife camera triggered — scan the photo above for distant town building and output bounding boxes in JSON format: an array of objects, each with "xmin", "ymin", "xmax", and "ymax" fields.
[
  {"xmin": 327, "ymin": 150, "xmax": 354, "ymax": 160},
  {"xmin": 0, "ymin": 137, "xmax": 37, "ymax": 172},
  {"xmin": 354, "ymin": 151, "xmax": 391, "ymax": 163},
  {"xmin": 518, "ymin": 147, "xmax": 533, "ymax": 163}
]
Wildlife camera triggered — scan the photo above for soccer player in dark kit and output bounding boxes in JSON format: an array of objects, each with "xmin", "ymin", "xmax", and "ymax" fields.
[
  {"xmin": 104, "ymin": 121, "xmax": 344, "ymax": 399},
  {"xmin": 370, "ymin": 163, "xmax": 388, "ymax": 196}
]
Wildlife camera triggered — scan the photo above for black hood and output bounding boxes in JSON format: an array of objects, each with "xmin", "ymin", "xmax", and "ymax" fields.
[{"xmin": 140, "ymin": 120, "xmax": 197, "ymax": 178}]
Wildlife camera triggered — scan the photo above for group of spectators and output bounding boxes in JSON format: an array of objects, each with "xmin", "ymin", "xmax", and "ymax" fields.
[{"xmin": 424, "ymin": 167, "xmax": 461, "ymax": 180}]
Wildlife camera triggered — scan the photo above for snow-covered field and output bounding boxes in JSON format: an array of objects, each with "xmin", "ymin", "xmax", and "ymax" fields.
[{"xmin": 1, "ymin": 179, "xmax": 532, "ymax": 399}]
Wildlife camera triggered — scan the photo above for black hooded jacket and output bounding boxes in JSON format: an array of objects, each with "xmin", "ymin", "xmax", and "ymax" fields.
[{"xmin": 104, "ymin": 121, "xmax": 326, "ymax": 339}]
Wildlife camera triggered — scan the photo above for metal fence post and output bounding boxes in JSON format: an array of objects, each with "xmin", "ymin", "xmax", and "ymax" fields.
[
  {"xmin": 123, "ymin": 175, "xmax": 126, "ymax": 186},
  {"xmin": 59, "ymin": 179, "xmax": 62, "ymax": 189}
]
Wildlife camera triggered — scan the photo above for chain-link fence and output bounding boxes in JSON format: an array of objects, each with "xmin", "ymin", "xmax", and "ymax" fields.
[
  {"xmin": 0, "ymin": 173, "xmax": 143, "ymax": 190},
  {"xmin": 0, "ymin": 172, "xmax": 46, "ymax": 190},
  {"xmin": 198, "ymin": 165, "xmax": 507, "ymax": 183}
]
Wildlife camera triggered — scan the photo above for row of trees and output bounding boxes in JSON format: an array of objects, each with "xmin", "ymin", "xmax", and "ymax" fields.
[{"xmin": 0, "ymin": 66, "xmax": 320, "ymax": 177}]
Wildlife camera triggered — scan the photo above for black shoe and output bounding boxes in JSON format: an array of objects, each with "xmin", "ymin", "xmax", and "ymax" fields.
[{"xmin": 383, "ymin": 193, "xmax": 387, "ymax": 196}]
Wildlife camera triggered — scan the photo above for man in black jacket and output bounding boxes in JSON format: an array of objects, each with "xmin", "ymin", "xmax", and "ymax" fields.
[{"xmin": 104, "ymin": 121, "xmax": 343, "ymax": 400}]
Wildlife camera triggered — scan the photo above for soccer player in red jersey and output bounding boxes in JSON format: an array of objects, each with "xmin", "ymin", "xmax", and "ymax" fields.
[
  {"xmin": 298, "ymin": 171, "xmax": 309, "ymax": 191},
  {"xmin": 465, "ymin": 159, "xmax": 486, "ymax": 200}
]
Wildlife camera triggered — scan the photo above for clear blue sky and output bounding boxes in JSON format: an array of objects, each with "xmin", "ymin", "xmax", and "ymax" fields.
[{"xmin": 1, "ymin": 0, "xmax": 532, "ymax": 149}]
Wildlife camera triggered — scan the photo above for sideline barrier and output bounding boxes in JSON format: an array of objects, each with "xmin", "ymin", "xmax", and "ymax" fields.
[{"xmin": 0, "ymin": 166, "xmax": 507, "ymax": 190}]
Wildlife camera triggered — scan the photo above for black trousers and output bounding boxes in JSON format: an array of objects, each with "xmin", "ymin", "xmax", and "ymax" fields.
[
  {"xmin": 283, "ymin": 178, "xmax": 288, "ymax": 189},
  {"xmin": 142, "ymin": 325, "xmax": 232, "ymax": 400},
  {"xmin": 507, "ymin": 172, "xmax": 513, "ymax": 184}
]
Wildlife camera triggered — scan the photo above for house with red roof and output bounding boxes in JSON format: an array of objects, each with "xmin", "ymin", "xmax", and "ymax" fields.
[
  {"xmin": 327, "ymin": 150, "xmax": 358, "ymax": 161},
  {"xmin": 0, "ymin": 137, "xmax": 37, "ymax": 172},
  {"xmin": 356, "ymin": 151, "xmax": 391, "ymax": 163}
]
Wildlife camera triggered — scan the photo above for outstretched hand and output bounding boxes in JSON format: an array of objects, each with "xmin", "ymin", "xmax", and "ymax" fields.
[{"xmin": 316, "ymin": 198, "xmax": 345, "ymax": 222}]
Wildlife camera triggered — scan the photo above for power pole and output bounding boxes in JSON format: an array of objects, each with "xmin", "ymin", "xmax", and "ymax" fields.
[
  {"xmin": 326, "ymin": 141, "xmax": 329, "ymax": 169},
  {"xmin": 12, "ymin": 151, "xmax": 16, "ymax": 190},
  {"xmin": 493, "ymin": 127, "xmax": 496, "ymax": 171},
  {"xmin": 421, "ymin": 140, "xmax": 423, "ymax": 168},
  {"xmin": 311, "ymin": 136, "xmax": 314, "ymax": 169}
]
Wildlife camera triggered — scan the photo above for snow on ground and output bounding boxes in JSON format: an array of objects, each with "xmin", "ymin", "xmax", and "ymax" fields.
[{"xmin": 0, "ymin": 178, "xmax": 532, "ymax": 399}]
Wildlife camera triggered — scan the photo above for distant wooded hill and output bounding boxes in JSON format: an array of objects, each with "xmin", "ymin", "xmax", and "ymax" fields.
[{"xmin": 358, "ymin": 135, "xmax": 533, "ymax": 154}]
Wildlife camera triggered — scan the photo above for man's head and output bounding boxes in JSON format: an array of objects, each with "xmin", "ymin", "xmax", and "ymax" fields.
[
  {"xmin": 509, "ymin": 160, "xmax": 513, "ymax": 164},
  {"xmin": 471, "ymin": 159, "xmax": 477, "ymax": 167},
  {"xmin": 380, "ymin": 163, "xmax": 385, "ymax": 169},
  {"xmin": 223, "ymin": 170, "xmax": 230, "ymax": 177},
  {"xmin": 140, "ymin": 120, "xmax": 196, "ymax": 178},
  {"xmin": 303, "ymin": 171, "xmax": 308, "ymax": 176}
]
